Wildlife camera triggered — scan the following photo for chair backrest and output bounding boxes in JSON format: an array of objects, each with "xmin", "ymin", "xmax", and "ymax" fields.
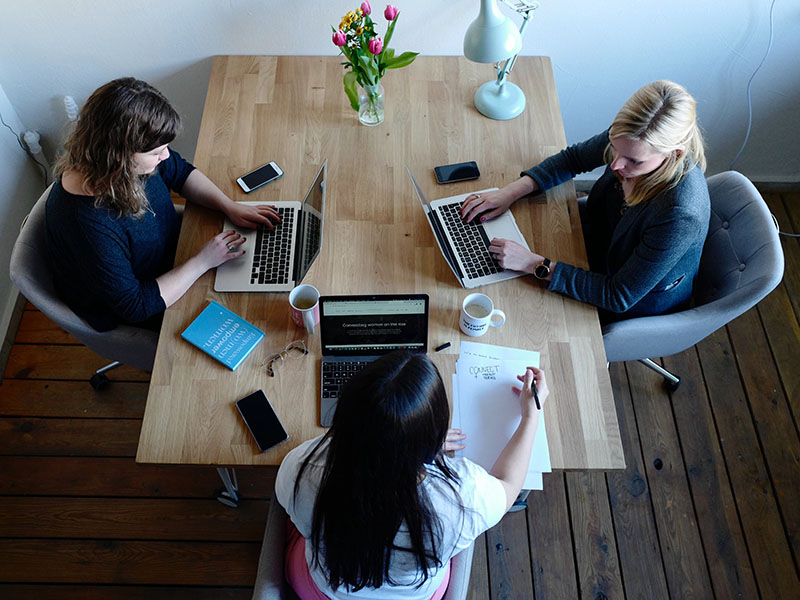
[
  {"xmin": 8, "ymin": 185, "xmax": 158, "ymax": 372},
  {"xmin": 602, "ymin": 171, "xmax": 784, "ymax": 363},
  {"xmin": 252, "ymin": 496, "xmax": 474, "ymax": 600}
]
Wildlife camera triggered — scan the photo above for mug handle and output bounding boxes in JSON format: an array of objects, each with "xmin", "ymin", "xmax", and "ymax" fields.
[
  {"xmin": 303, "ymin": 309, "xmax": 316, "ymax": 334},
  {"xmin": 489, "ymin": 309, "xmax": 506, "ymax": 327}
]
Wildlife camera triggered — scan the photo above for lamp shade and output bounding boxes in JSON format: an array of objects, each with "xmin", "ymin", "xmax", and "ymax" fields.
[{"xmin": 463, "ymin": 0, "xmax": 522, "ymax": 63}]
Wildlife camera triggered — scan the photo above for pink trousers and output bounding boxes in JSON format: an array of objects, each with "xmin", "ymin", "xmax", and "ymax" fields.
[{"xmin": 285, "ymin": 519, "xmax": 451, "ymax": 600}]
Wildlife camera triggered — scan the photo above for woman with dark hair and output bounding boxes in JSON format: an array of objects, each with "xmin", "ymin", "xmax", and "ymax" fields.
[
  {"xmin": 45, "ymin": 77, "xmax": 280, "ymax": 332},
  {"xmin": 276, "ymin": 351, "xmax": 548, "ymax": 599},
  {"xmin": 461, "ymin": 80, "xmax": 709, "ymax": 322}
]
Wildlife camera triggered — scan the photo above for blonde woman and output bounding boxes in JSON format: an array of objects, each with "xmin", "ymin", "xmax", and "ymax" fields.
[
  {"xmin": 46, "ymin": 77, "xmax": 280, "ymax": 332},
  {"xmin": 461, "ymin": 80, "xmax": 709, "ymax": 321}
]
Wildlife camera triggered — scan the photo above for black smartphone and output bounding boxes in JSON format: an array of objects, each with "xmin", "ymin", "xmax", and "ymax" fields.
[
  {"xmin": 434, "ymin": 161, "xmax": 480, "ymax": 184},
  {"xmin": 235, "ymin": 390, "xmax": 289, "ymax": 452},
  {"xmin": 236, "ymin": 161, "xmax": 284, "ymax": 193}
]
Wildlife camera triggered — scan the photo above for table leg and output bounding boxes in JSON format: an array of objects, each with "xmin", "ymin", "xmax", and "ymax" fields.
[{"xmin": 216, "ymin": 467, "xmax": 240, "ymax": 508}]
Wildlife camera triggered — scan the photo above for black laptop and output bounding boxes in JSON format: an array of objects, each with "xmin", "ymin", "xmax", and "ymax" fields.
[{"xmin": 319, "ymin": 294, "xmax": 429, "ymax": 426}]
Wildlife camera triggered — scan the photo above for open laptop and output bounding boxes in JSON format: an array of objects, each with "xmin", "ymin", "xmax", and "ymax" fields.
[
  {"xmin": 214, "ymin": 159, "xmax": 327, "ymax": 292},
  {"xmin": 318, "ymin": 294, "xmax": 429, "ymax": 427},
  {"xmin": 406, "ymin": 166, "xmax": 530, "ymax": 288}
]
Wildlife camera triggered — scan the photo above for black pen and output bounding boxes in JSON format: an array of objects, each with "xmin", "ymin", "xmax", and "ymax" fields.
[{"xmin": 532, "ymin": 380, "xmax": 541, "ymax": 411}]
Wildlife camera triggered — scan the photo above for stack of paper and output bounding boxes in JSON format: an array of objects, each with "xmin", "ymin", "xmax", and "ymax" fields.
[{"xmin": 451, "ymin": 341, "xmax": 551, "ymax": 490}]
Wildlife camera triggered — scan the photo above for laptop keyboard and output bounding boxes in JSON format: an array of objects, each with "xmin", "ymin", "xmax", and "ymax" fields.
[
  {"xmin": 438, "ymin": 203, "xmax": 504, "ymax": 279},
  {"xmin": 322, "ymin": 360, "xmax": 370, "ymax": 402},
  {"xmin": 302, "ymin": 213, "xmax": 322, "ymax": 266},
  {"xmin": 251, "ymin": 207, "xmax": 295, "ymax": 285}
]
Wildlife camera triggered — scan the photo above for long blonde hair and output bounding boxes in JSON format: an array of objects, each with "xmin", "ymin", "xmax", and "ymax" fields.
[
  {"xmin": 605, "ymin": 80, "xmax": 706, "ymax": 207},
  {"xmin": 55, "ymin": 77, "xmax": 182, "ymax": 218}
]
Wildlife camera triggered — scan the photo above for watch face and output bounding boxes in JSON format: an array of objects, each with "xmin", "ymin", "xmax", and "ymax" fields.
[{"xmin": 534, "ymin": 265, "xmax": 549, "ymax": 279}]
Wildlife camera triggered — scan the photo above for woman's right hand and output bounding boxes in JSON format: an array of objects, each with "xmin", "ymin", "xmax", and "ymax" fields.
[
  {"xmin": 513, "ymin": 367, "xmax": 549, "ymax": 419},
  {"xmin": 460, "ymin": 188, "xmax": 518, "ymax": 223},
  {"xmin": 196, "ymin": 230, "xmax": 246, "ymax": 270}
]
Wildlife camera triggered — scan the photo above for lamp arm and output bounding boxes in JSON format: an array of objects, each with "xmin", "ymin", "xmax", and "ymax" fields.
[{"xmin": 496, "ymin": 11, "xmax": 533, "ymax": 84}]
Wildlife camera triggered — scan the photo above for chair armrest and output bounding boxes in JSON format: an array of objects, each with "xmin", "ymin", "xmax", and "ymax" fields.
[
  {"xmin": 442, "ymin": 542, "xmax": 475, "ymax": 600},
  {"xmin": 252, "ymin": 499, "xmax": 297, "ymax": 600}
]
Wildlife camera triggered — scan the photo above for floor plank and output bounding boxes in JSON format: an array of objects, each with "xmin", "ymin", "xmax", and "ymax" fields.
[
  {"xmin": 605, "ymin": 362, "xmax": 669, "ymax": 600},
  {"xmin": 0, "ymin": 456, "xmax": 275, "ymax": 499},
  {"xmin": 486, "ymin": 509, "xmax": 534, "ymax": 599},
  {"xmin": 624, "ymin": 360, "xmax": 714, "ymax": 599},
  {"xmin": 663, "ymin": 347, "xmax": 760, "ymax": 599},
  {"xmin": 0, "ymin": 497, "xmax": 267, "ymax": 541},
  {"xmin": 0, "ymin": 417, "xmax": 141, "ymax": 457},
  {"xmin": 0, "ymin": 379, "xmax": 148, "ymax": 418},
  {"xmin": 696, "ymin": 328, "xmax": 800, "ymax": 598},
  {"xmin": 0, "ymin": 539, "xmax": 259, "ymax": 585},
  {"xmin": 4, "ymin": 345, "xmax": 148, "ymax": 381},
  {"xmin": 0, "ymin": 586, "xmax": 252, "ymax": 600}
]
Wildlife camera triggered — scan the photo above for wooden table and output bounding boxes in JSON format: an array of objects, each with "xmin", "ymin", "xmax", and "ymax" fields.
[{"xmin": 136, "ymin": 56, "xmax": 624, "ymax": 473}]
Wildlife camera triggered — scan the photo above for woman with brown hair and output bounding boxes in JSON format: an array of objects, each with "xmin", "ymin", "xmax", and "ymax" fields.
[
  {"xmin": 45, "ymin": 77, "xmax": 279, "ymax": 331},
  {"xmin": 461, "ymin": 80, "xmax": 709, "ymax": 322}
]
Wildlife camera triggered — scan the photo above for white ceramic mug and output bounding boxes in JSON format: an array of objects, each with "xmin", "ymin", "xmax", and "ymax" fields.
[
  {"xmin": 459, "ymin": 293, "xmax": 506, "ymax": 337},
  {"xmin": 289, "ymin": 284, "xmax": 320, "ymax": 334}
]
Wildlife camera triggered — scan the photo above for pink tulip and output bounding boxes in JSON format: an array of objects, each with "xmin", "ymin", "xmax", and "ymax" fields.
[
  {"xmin": 332, "ymin": 30, "xmax": 347, "ymax": 47},
  {"xmin": 368, "ymin": 36, "xmax": 383, "ymax": 55},
  {"xmin": 384, "ymin": 4, "xmax": 398, "ymax": 21},
  {"xmin": 361, "ymin": 1, "xmax": 371, "ymax": 15}
]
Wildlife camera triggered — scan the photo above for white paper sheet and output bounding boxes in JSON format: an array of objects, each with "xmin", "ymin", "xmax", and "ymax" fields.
[{"xmin": 451, "ymin": 344, "xmax": 550, "ymax": 490}]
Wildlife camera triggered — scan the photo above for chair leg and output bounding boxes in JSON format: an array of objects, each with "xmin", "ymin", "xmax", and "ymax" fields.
[
  {"xmin": 90, "ymin": 361, "xmax": 122, "ymax": 390},
  {"xmin": 638, "ymin": 358, "xmax": 681, "ymax": 392}
]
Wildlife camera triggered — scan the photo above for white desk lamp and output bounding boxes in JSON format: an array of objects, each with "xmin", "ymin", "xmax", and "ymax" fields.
[{"xmin": 463, "ymin": 0, "xmax": 539, "ymax": 120}]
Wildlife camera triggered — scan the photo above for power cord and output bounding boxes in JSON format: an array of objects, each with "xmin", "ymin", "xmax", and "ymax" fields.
[
  {"xmin": 0, "ymin": 107, "xmax": 49, "ymax": 186},
  {"xmin": 727, "ymin": 1, "xmax": 798, "ymax": 239},
  {"xmin": 729, "ymin": 0, "xmax": 776, "ymax": 170}
]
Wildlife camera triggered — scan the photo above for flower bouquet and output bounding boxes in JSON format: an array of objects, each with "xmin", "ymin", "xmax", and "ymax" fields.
[{"xmin": 332, "ymin": 2, "xmax": 418, "ymax": 124}]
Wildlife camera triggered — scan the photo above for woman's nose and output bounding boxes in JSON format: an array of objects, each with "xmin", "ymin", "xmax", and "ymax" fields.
[{"xmin": 610, "ymin": 157, "xmax": 625, "ymax": 171}]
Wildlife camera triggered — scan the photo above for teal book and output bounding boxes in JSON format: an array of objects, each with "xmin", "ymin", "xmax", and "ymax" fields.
[{"xmin": 181, "ymin": 301, "xmax": 265, "ymax": 371}]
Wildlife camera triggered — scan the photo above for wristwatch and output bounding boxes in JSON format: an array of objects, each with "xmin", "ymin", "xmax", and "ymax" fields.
[{"xmin": 533, "ymin": 258, "xmax": 552, "ymax": 280}]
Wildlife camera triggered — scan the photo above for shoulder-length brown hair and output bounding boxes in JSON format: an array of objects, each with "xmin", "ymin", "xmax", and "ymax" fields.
[
  {"xmin": 55, "ymin": 77, "xmax": 182, "ymax": 217},
  {"xmin": 604, "ymin": 80, "xmax": 706, "ymax": 207}
]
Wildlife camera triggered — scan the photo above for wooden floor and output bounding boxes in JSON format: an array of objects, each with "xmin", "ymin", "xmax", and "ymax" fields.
[{"xmin": 1, "ymin": 189, "xmax": 799, "ymax": 599}]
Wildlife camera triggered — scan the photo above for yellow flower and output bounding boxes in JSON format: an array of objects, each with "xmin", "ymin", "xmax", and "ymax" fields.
[
  {"xmin": 345, "ymin": 10, "xmax": 355, "ymax": 20},
  {"xmin": 356, "ymin": 8, "xmax": 363, "ymax": 16},
  {"xmin": 340, "ymin": 20, "xmax": 347, "ymax": 30},
  {"xmin": 355, "ymin": 26, "xmax": 363, "ymax": 34}
]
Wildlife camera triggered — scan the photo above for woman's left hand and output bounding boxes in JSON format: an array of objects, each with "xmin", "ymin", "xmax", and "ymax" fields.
[
  {"xmin": 488, "ymin": 238, "xmax": 541, "ymax": 274},
  {"xmin": 443, "ymin": 428, "xmax": 467, "ymax": 453},
  {"xmin": 226, "ymin": 202, "xmax": 281, "ymax": 230}
]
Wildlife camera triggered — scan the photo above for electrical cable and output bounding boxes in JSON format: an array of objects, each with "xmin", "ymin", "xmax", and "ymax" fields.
[
  {"xmin": 0, "ymin": 107, "xmax": 49, "ymax": 185},
  {"xmin": 727, "ymin": 1, "xmax": 799, "ymax": 239},
  {"xmin": 729, "ymin": 0, "xmax": 776, "ymax": 170}
]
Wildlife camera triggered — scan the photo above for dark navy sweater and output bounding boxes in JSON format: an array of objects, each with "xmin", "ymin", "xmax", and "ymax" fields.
[{"xmin": 45, "ymin": 150, "xmax": 194, "ymax": 331}]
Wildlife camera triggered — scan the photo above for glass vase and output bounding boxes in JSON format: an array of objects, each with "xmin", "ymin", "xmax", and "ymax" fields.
[{"xmin": 358, "ymin": 83, "xmax": 384, "ymax": 126}]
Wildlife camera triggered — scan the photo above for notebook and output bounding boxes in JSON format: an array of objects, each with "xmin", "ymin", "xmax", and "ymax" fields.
[
  {"xmin": 318, "ymin": 294, "xmax": 429, "ymax": 427},
  {"xmin": 181, "ymin": 301, "xmax": 264, "ymax": 371},
  {"xmin": 406, "ymin": 166, "xmax": 530, "ymax": 288},
  {"xmin": 214, "ymin": 159, "xmax": 327, "ymax": 292}
]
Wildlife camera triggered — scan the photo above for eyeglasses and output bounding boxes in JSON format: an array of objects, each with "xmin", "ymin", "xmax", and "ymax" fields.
[{"xmin": 262, "ymin": 340, "xmax": 308, "ymax": 377}]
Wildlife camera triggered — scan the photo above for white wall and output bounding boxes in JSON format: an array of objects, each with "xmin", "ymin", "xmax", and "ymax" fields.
[
  {"xmin": 0, "ymin": 0, "xmax": 797, "ymax": 180},
  {"xmin": 0, "ymin": 83, "xmax": 49, "ymax": 342}
]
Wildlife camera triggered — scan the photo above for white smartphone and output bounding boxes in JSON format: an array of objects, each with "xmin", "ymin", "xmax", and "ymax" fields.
[{"xmin": 236, "ymin": 161, "xmax": 284, "ymax": 193}]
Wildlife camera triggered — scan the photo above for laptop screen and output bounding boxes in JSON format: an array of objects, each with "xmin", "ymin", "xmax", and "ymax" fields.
[
  {"xmin": 294, "ymin": 160, "xmax": 327, "ymax": 283},
  {"xmin": 320, "ymin": 294, "xmax": 429, "ymax": 356}
]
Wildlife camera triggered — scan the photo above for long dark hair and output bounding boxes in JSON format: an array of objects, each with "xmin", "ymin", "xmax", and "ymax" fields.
[
  {"xmin": 55, "ymin": 77, "xmax": 182, "ymax": 217},
  {"xmin": 294, "ymin": 351, "xmax": 460, "ymax": 591}
]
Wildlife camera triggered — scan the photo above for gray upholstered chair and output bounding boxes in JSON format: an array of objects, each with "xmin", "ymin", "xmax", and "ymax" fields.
[
  {"xmin": 603, "ymin": 171, "xmax": 784, "ymax": 389},
  {"xmin": 252, "ymin": 496, "xmax": 475, "ymax": 600},
  {"xmin": 9, "ymin": 184, "xmax": 159, "ymax": 388}
]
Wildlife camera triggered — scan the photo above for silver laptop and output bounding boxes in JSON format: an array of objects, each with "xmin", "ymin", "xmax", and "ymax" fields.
[
  {"xmin": 406, "ymin": 166, "xmax": 530, "ymax": 288},
  {"xmin": 319, "ymin": 294, "xmax": 429, "ymax": 427},
  {"xmin": 214, "ymin": 160, "xmax": 327, "ymax": 292}
]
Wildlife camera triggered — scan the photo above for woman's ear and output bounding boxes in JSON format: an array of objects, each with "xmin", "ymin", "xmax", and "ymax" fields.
[{"xmin": 675, "ymin": 148, "xmax": 684, "ymax": 158}]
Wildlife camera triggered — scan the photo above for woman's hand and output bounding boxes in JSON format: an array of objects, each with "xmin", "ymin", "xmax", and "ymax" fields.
[
  {"xmin": 512, "ymin": 367, "xmax": 549, "ymax": 419},
  {"xmin": 225, "ymin": 202, "xmax": 281, "ymax": 230},
  {"xmin": 488, "ymin": 238, "xmax": 543, "ymax": 274},
  {"xmin": 460, "ymin": 175, "xmax": 539, "ymax": 223},
  {"xmin": 460, "ymin": 189, "xmax": 517, "ymax": 223},
  {"xmin": 443, "ymin": 428, "xmax": 467, "ymax": 453},
  {"xmin": 195, "ymin": 230, "xmax": 247, "ymax": 270}
]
